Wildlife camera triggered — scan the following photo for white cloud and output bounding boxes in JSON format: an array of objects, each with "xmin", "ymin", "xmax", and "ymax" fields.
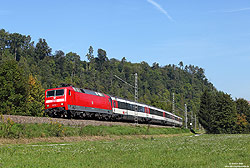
[
  {"xmin": 211, "ymin": 7, "xmax": 250, "ymax": 13},
  {"xmin": 147, "ymin": 0, "xmax": 174, "ymax": 21},
  {"xmin": 223, "ymin": 7, "xmax": 250, "ymax": 13}
]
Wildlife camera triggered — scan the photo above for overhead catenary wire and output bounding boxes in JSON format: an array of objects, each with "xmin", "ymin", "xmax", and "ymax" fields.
[
  {"xmin": 158, "ymin": 93, "xmax": 189, "ymax": 128},
  {"xmin": 114, "ymin": 75, "xmax": 135, "ymax": 89},
  {"xmin": 114, "ymin": 74, "xmax": 139, "ymax": 124}
]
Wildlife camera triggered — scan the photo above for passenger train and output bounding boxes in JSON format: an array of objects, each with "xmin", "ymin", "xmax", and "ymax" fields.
[{"xmin": 44, "ymin": 86, "xmax": 183, "ymax": 126}]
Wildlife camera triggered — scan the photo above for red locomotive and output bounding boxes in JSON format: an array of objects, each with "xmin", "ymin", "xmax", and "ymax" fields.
[{"xmin": 45, "ymin": 86, "xmax": 183, "ymax": 126}]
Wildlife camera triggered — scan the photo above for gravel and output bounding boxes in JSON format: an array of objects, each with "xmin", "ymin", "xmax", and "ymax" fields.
[{"xmin": 2, "ymin": 115, "xmax": 167, "ymax": 128}]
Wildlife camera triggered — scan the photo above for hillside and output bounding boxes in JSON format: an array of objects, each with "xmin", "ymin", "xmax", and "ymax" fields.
[{"xmin": 0, "ymin": 29, "xmax": 215, "ymax": 118}]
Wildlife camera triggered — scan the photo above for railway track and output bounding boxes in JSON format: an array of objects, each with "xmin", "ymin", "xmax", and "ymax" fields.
[{"xmin": 1, "ymin": 115, "xmax": 170, "ymax": 128}]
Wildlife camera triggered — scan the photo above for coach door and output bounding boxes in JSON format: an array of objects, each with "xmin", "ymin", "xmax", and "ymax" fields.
[
  {"xmin": 112, "ymin": 100, "xmax": 117, "ymax": 113},
  {"xmin": 145, "ymin": 107, "xmax": 149, "ymax": 118},
  {"xmin": 67, "ymin": 89, "xmax": 74, "ymax": 105}
]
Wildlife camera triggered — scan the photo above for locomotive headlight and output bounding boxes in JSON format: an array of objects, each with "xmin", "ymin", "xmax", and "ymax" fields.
[
  {"xmin": 47, "ymin": 105, "xmax": 49, "ymax": 107},
  {"xmin": 61, "ymin": 103, "xmax": 64, "ymax": 106}
]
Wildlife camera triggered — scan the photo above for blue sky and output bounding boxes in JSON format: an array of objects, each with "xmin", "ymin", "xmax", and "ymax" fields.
[{"xmin": 1, "ymin": 0, "xmax": 250, "ymax": 100}]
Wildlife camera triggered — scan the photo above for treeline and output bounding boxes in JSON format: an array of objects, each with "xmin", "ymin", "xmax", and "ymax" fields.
[
  {"xmin": 0, "ymin": 59, "xmax": 44, "ymax": 116},
  {"xmin": 199, "ymin": 90, "xmax": 250, "ymax": 133},
  {"xmin": 0, "ymin": 29, "xmax": 214, "ymax": 119}
]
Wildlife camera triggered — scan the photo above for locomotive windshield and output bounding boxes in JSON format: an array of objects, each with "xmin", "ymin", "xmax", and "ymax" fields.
[
  {"xmin": 46, "ymin": 89, "xmax": 64, "ymax": 98},
  {"xmin": 56, "ymin": 89, "xmax": 64, "ymax": 96}
]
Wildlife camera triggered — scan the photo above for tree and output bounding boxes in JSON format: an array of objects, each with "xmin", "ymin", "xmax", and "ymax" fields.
[
  {"xmin": 215, "ymin": 92, "xmax": 237, "ymax": 133},
  {"xmin": 199, "ymin": 90, "xmax": 237, "ymax": 134},
  {"xmin": 236, "ymin": 98, "xmax": 250, "ymax": 121},
  {"xmin": 235, "ymin": 98, "xmax": 250, "ymax": 133},
  {"xmin": 198, "ymin": 89, "xmax": 216, "ymax": 133},
  {"xmin": 178, "ymin": 61, "xmax": 183, "ymax": 70},
  {"xmin": 0, "ymin": 29, "xmax": 8, "ymax": 57},
  {"xmin": 97, "ymin": 49, "xmax": 107, "ymax": 62},
  {"xmin": 66, "ymin": 52, "xmax": 81, "ymax": 83},
  {"xmin": 121, "ymin": 57, "xmax": 127, "ymax": 63},
  {"xmin": 9, "ymin": 33, "xmax": 24, "ymax": 61},
  {"xmin": 96, "ymin": 48, "xmax": 108, "ymax": 70},
  {"xmin": 35, "ymin": 38, "xmax": 52, "ymax": 60},
  {"xmin": 55, "ymin": 50, "xmax": 65, "ymax": 59},
  {"xmin": 236, "ymin": 113, "xmax": 248, "ymax": 133},
  {"xmin": 152, "ymin": 62, "xmax": 159, "ymax": 69},
  {"xmin": 86, "ymin": 46, "xmax": 94, "ymax": 62},
  {"xmin": 27, "ymin": 74, "xmax": 45, "ymax": 116},
  {"xmin": 0, "ymin": 59, "xmax": 28, "ymax": 115}
]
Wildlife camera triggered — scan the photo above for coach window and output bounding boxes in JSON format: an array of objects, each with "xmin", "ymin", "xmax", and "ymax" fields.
[
  {"xmin": 129, "ymin": 104, "xmax": 133, "ymax": 111},
  {"xmin": 121, "ymin": 102, "xmax": 124, "ymax": 109},
  {"xmin": 127, "ymin": 104, "xmax": 131, "ymax": 110},
  {"xmin": 125, "ymin": 103, "xmax": 129, "ymax": 110},
  {"xmin": 156, "ymin": 110, "xmax": 160, "ymax": 116},
  {"xmin": 120, "ymin": 102, "xmax": 125, "ymax": 109},
  {"xmin": 150, "ymin": 109, "xmax": 153, "ymax": 114},
  {"xmin": 131, "ymin": 105, "xmax": 135, "ymax": 111},
  {"xmin": 151, "ymin": 109, "xmax": 155, "ymax": 115},
  {"xmin": 150, "ymin": 109, "xmax": 155, "ymax": 115},
  {"xmin": 139, "ymin": 106, "xmax": 144, "ymax": 112},
  {"xmin": 68, "ymin": 90, "xmax": 71, "ymax": 96},
  {"xmin": 154, "ymin": 110, "xmax": 157, "ymax": 115},
  {"xmin": 118, "ymin": 101, "xmax": 127, "ymax": 110},
  {"xmin": 155, "ymin": 110, "xmax": 159, "ymax": 115},
  {"xmin": 123, "ymin": 102, "xmax": 127, "ymax": 109},
  {"xmin": 156, "ymin": 110, "xmax": 159, "ymax": 116}
]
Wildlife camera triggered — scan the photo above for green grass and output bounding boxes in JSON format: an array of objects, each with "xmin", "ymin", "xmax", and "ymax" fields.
[
  {"xmin": 0, "ymin": 134, "xmax": 250, "ymax": 167},
  {"xmin": 0, "ymin": 121, "xmax": 76, "ymax": 138},
  {"xmin": 0, "ymin": 117, "xmax": 189, "ymax": 138},
  {"xmin": 78, "ymin": 125, "xmax": 189, "ymax": 136}
]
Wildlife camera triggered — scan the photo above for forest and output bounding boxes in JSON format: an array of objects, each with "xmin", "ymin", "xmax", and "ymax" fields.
[
  {"xmin": 4, "ymin": 29, "xmax": 249, "ymax": 133},
  {"xmin": 199, "ymin": 90, "xmax": 250, "ymax": 133}
]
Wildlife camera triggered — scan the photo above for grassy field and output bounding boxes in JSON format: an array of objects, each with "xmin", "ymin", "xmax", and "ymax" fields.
[{"xmin": 1, "ymin": 134, "xmax": 250, "ymax": 167}]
